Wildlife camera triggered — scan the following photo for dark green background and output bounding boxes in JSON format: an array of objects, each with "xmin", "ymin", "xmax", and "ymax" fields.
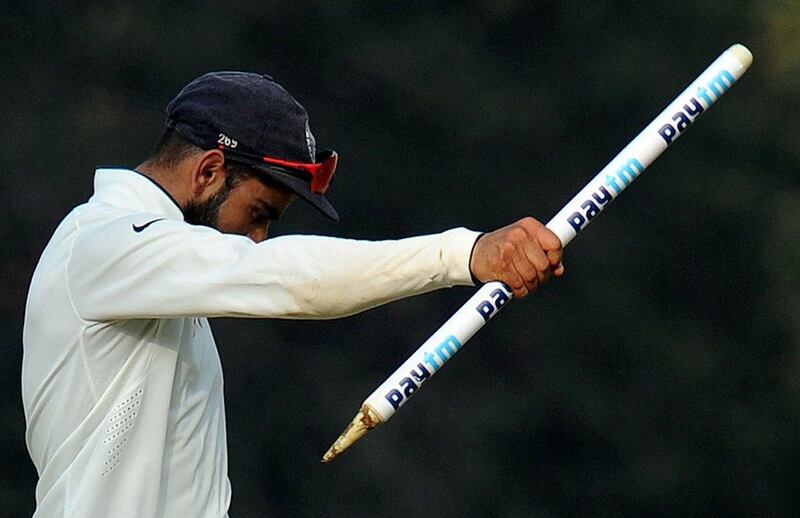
[{"xmin": 2, "ymin": 1, "xmax": 798, "ymax": 516}]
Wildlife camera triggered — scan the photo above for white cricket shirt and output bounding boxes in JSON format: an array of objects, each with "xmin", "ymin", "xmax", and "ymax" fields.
[{"xmin": 22, "ymin": 168, "xmax": 479, "ymax": 517}]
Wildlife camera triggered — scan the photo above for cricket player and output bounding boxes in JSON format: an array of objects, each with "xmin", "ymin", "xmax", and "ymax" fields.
[{"xmin": 22, "ymin": 72, "xmax": 564, "ymax": 517}]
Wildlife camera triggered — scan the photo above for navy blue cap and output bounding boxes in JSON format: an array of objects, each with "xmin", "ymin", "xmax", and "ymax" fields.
[{"xmin": 166, "ymin": 72, "xmax": 339, "ymax": 221}]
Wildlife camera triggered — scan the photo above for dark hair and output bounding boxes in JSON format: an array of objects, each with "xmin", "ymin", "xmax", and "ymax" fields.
[
  {"xmin": 145, "ymin": 126, "xmax": 254, "ymax": 187},
  {"xmin": 221, "ymin": 160, "xmax": 254, "ymax": 190},
  {"xmin": 146, "ymin": 127, "xmax": 203, "ymax": 168}
]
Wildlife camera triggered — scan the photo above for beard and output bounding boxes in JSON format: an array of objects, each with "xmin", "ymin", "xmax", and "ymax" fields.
[{"xmin": 183, "ymin": 182, "xmax": 233, "ymax": 229}]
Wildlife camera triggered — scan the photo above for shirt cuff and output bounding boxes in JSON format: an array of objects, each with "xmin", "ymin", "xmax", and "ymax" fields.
[{"xmin": 439, "ymin": 227, "xmax": 483, "ymax": 287}]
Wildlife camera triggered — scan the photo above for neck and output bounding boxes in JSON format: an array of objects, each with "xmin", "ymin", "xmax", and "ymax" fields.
[{"xmin": 136, "ymin": 161, "xmax": 191, "ymax": 208}]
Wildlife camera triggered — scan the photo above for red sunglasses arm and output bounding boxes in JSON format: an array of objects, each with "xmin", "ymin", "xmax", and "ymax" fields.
[{"xmin": 262, "ymin": 156, "xmax": 319, "ymax": 174}]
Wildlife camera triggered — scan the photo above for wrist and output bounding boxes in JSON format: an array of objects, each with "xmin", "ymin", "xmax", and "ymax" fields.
[{"xmin": 468, "ymin": 232, "xmax": 486, "ymax": 286}]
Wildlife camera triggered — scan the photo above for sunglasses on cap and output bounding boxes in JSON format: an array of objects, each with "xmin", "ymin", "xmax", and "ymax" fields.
[{"xmin": 219, "ymin": 146, "xmax": 338, "ymax": 194}]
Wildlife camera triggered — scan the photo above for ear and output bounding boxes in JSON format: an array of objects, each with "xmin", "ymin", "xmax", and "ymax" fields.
[{"xmin": 190, "ymin": 149, "xmax": 227, "ymax": 198}]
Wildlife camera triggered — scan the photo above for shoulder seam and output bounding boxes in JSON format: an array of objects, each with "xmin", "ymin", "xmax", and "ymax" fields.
[{"xmin": 64, "ymin": 215, "xmax": 99, "ymax": 400}]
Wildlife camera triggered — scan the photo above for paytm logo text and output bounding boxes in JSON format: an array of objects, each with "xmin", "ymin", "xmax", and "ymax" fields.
[
  {"xmin": 658, "ymin": 68, "xmax": 734, "ymax": 145},
  {"xmin": 475, "ymin": 285, "xmax": 513, "ymax": 322},
  {"xmin": 566, "ymin": 158, "xmax": 644, "ymax": 233},
  {"xmin": 383, "ymin": 335, "xmax": 463, "ymax": 410}
]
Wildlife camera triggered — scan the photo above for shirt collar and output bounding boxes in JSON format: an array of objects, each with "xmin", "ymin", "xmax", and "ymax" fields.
[{"xmin": 90, "ymin": 168, "xmax": 185, "ymax": 221}]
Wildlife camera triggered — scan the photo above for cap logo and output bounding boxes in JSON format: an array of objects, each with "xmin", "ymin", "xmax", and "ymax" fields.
[
  {"xmin": 304, "ymin": 119, "xmax": 316, "ymax": 161},
  {"xmin": 218, "ymin": 133, "xmax": 239, "ymax": 148}
]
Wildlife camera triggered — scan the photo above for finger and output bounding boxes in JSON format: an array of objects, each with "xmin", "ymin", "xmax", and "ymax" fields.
[
  {"xmin": 503, "ymin": 264, "xmax": 530, "ymax": 299},
  {"xmin": 546, "ymin": 248, "xmax": 564, "ymax": 269},
  {"xmin": 537, "ymin": 234, "xmax": 564, "ymax": 275},
  {"xmin": 522, "ymin": 238, "xmax": 551, "ymax": 285},
  {"xmin": 511, "ymin": 282, "xmax": 530, "ymax": 299},
  {"xmin": 535, "ymin": 226, "xmax": 564, "ymax": 252},
  {"xmin": 511, "ymin": 252, "xmax": 540, "ymax": 294}
]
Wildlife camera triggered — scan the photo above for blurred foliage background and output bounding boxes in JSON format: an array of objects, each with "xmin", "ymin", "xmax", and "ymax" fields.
[{"xmin": 1, "ymin": 1, "xmax": 798, "ymax": 516}]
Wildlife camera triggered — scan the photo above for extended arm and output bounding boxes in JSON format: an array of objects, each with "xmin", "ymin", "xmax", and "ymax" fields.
[{"xmin": 67, "ymin": 214, "xmax": 480, "ymax": 321}]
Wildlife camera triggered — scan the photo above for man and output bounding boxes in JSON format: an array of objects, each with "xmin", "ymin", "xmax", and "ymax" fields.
[{"xmin": 22, "ymin": 72, "xmax": 564, "ymax": 517}]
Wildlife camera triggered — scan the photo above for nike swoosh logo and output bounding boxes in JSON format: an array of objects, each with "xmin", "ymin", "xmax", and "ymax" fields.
[{"xmin": 132, "ymin": 218, "xmax": 165, "ymax": 233}]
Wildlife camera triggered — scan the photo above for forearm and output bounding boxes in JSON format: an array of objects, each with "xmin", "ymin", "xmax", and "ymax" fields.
[{"xmin": 260, "ymin": 228, "xmax": 480, "ymax": 319}]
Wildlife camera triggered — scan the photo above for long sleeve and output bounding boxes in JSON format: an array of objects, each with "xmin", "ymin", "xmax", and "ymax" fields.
[{"xmin": 67, "ymin": 212, "xmax": 480, "ymax": 321}]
